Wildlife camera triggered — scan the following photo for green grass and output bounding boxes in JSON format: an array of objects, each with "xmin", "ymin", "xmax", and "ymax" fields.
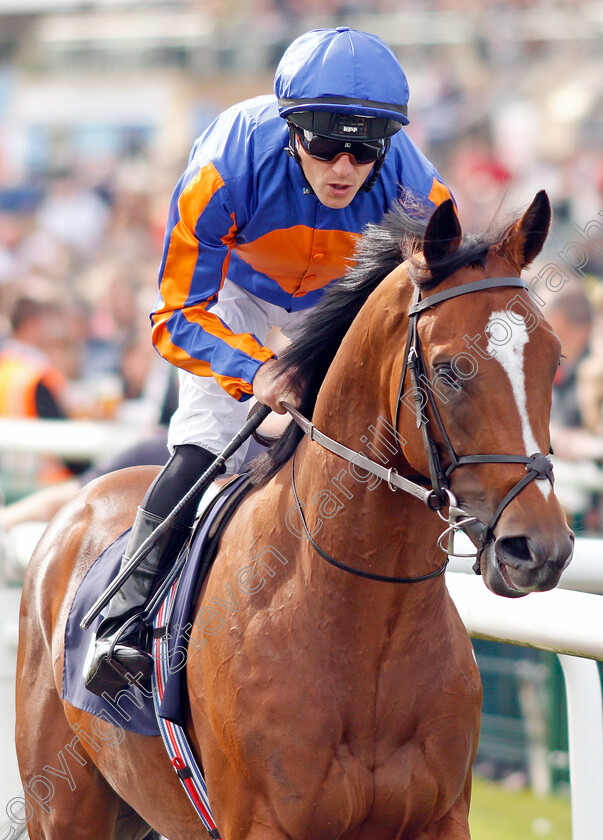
[{"xmin": 470, "ymin": 777, "xmax": 572, "ymax": 840}]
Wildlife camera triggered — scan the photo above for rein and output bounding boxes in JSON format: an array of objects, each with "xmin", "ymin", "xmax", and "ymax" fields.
[
  {"xmin": 287, "ymin": 419, "xmax": 450, "ymax": 583},
  {"xmin": 285, "ymin": 275, "xmax": 555, "ymax": 582}
]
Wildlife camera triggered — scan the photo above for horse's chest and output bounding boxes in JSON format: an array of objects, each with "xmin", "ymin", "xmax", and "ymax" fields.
[
  {"xmin": 243, "ymin": 666, "xmax": 481, "ymax": 839},
  {"xmin": 196, "ymin": 587, "xmax": 481, "ymax": 837},
  {"xmin": 340, "ymin": 716, "xmax": 477, "ymax": 828},
  {"xmin": 277, "ymin": 723, "xmax": 474, "ymax": 840}
]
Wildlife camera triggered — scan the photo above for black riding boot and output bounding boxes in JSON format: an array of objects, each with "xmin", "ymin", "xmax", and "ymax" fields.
[
  {"xmin": 84, "ymin": 444, "xmax": 219, "ymax": 696},
  {"xmin": 84, "ymin": 507, "xmax": 190, "ymax": 695}
]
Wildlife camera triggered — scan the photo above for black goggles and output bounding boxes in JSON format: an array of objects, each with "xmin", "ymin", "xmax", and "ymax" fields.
[{"xmin": 295, "ymin": 128, "xmax": 386, "ymax": 165}]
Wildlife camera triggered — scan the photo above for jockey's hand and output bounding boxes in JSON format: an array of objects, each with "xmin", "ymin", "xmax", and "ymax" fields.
[{"xmin": 252, "ymin": 358, "xmax": 301, "ymax": 415}]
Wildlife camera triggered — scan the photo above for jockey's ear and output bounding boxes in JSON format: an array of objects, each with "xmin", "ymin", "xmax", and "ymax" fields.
[
  {"xmin": 422, "ymin": 199, "xmax": 462, "ymax": 268},
  {"xmin": 500, "ymin": 189, "xmax": 551, "ymax": 270}
]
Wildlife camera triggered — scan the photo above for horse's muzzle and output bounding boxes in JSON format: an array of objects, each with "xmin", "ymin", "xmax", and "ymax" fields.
[{"xmin": 479, "ymin": 530, "xmax": 574, "ymax": 598}]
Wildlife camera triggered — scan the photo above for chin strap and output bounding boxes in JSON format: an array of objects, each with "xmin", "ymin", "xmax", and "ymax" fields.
[
  {"xmin": 285, "ymin": 126, "xmax": 315, "ymax": 196},
  {"xmin": 285, "ymin": 123, "xmax": 301, "ymax": 164},
  {"xmin": 361, "ymin": 138, "xmax": 390, "ymax": 192}
]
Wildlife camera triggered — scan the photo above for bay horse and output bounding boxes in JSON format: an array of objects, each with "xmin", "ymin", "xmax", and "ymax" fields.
[{"xmin": 15, "ymin": 191, "xmax": 573, "ymax": 840}]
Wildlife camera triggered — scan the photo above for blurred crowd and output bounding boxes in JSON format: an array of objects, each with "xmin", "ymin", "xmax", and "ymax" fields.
[
  {"xmin": 0, "ymin": 156, "xmax": 178, "ymax": 409},
  {"xmin": 0, "ymin": 2, "xmax": 601, "ymax": 548},
  {"xmin": 0, "ymin": 156, "xmax": 179, "ymax": 500}
]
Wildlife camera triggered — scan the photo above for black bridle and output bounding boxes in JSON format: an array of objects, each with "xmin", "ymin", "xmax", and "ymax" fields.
[
  {"xmin": 396, "ymin": 277, "xmax": 554, "ymax": 560},
  {"xmin": 287, "ymin": 275, "xmax": 555, "ymax": 582}
]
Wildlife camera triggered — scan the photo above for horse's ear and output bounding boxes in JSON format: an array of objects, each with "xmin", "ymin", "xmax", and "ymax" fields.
[
  {"xmin": 501, "ymin": 189, "xmax": 551, "ymax": 269},
  {"xmin": 422, "ymin": 199, "xmax": 462, "ymax": 268}
]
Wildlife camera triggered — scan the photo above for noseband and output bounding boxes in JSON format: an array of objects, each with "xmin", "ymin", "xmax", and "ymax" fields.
[{"xmin": 286, "ymin": 275, "xmax": 555, "ymax": 582}]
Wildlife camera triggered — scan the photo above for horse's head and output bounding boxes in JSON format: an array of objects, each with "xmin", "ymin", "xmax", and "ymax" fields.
[
  {"xmin": 251, "ymin": 188, "xmax": 574, "ymax": 597},
  {"xmin": 395, "ymin": 190, "xmax": 574, "ymax": 597}
]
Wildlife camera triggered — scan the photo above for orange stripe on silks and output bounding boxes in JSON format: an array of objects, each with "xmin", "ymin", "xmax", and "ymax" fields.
[
  {"xmin": 214, "ymin": 371, "xmax": 258, "ymax": 401},
  {"xmin": 236, "ymin": 226, "xmax": 361, "ymax": 296},
  {"xmin": 428, "ymin": 179, "xmax": 455, "ymax": 208},
  {"xmin": 183, "ymin": 308, "xmax": 276, "ymax": 364},
  {"xmin": 152, "ymin": 319, "xmax": 213, "ymax": 377},
  {"xmin": 159, "ymin": 162, "xmax": 237, "ymax": 312},
  {"xmin": 153, "ymin": 317, "xmax": 260, "ymax": 399},
  {"xmin": 152, "ymin": 306, "xmax": 275, "ymax": 378}
]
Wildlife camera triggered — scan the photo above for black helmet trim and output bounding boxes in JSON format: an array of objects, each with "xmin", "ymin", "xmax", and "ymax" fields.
[
  {"xmin": 285, "ymin": 108, "xmax": 404, "ymax": 142},
  {"xmin": 279, "ymin": 96, "xmax": 408, "ymax": 127}
]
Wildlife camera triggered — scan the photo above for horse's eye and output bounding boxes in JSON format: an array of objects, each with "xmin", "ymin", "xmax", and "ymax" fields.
[{"xmin": 432, "ymin": 363, "xmax": 462, "ymax": 393}]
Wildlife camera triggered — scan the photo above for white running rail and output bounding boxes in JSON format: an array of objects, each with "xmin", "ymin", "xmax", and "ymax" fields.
[{"xmin": 447, "ymin": 573, "xmax": 603, "ymax": 840}]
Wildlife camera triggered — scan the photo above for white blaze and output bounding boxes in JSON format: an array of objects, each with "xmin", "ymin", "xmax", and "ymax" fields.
[{"xmin": 486, "ymin": 311, "xmax": 551, "ymax": 499}]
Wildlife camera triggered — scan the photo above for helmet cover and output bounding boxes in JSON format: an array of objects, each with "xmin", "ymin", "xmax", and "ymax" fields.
[{"xmin": 275, "ymin": 27, "xmax": 409, "ymax": 132}]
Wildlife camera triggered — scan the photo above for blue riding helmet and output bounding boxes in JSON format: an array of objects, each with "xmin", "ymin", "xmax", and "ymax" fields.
[{"xmin": 275, "ymin": 27, "xmax": 410, "ymax": 140}]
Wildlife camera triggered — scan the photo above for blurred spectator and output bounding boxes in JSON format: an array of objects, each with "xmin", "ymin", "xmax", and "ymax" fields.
[
  {"xmin": 577, "ymin": 285, "xmax": 603, "ymax": 437},
  {"xmin": 83, "ymin": 269, "xmax": 140, "ymax": 378},
  {"xmin": 548, "ymin": 285, "xmax": 597, "ymax": 445},
  {"xmin": 447, "ymin": 135, "xmax": 512, "ymax": 233},
  {"xmin": 35, "ymin": 169, "xmax": 111, "ymax": 258},
  {"xmin": 578, "ymin": 353, "xmax": 603, "ymax": 437},
  {"xmin": 546, "ymin": 282, "xmax": 603, "ymax": 531},
  {"xmin": 0, "ymin": 297, "xmax": 70, "ymax": 421},
  {"xmin": 0, "ymin": 296, "xmax": 86, "ymax": 486}
]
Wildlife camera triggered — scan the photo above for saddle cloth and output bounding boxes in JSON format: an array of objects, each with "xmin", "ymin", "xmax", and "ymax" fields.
[{"xmin": 61, "ymin": 474, "xmax": 251, "ymax": 735}]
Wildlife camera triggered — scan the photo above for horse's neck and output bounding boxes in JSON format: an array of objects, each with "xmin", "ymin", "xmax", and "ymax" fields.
[
  {"xmin": 288, "ymin": 451, "xmax": 446, "ymax": 656},
  {"xmin": 291, "ymin": 308, "xmax": 444, "ymax": 603}
]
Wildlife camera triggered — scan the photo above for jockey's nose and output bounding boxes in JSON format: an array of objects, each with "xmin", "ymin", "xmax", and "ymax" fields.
[{"xmin": 331, "ymin": 153, "xmax": 356, "ymax": 175}]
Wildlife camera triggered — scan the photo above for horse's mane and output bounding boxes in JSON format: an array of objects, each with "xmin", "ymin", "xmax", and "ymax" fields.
[{"xmin": 250, "ymin": 199, "xmax": 506, "ymax": 485}]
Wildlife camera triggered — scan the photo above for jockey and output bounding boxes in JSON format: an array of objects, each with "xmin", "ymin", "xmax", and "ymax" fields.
[{"xmin": 85, "ymin": 26, "xmax": 454, "ymax": 694}]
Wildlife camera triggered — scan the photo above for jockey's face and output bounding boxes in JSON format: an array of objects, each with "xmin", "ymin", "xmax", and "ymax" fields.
[{"xmin": 296, "ymin": 137, "xmax": 374, "ymax": 209}]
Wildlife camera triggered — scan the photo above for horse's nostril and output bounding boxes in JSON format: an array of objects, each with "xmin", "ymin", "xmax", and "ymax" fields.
[
  {"xmin": 495, "ymin": 532, "xmax": 574, "ymax": 577},
  {"xmin": 497, "ymin": 536, "xmax": 532, "ymax": 566}
]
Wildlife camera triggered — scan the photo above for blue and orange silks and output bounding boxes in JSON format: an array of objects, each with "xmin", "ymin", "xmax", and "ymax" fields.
[{"xmin": 152, "ymin": 95, "xmax": 453, "ymax": 401}]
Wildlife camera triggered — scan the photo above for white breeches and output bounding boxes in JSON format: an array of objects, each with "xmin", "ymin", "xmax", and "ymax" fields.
[{"xmin": 167, "ymin": 278, "xmax": 311, "ymax": 474}]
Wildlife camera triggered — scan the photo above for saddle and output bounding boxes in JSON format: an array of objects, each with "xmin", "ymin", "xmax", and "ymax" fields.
[
  {"xmin": 152, "ymin": 472, "xmax": 254, "ymax": 724},
  {"xmin": 62, "ymin": 473, "xmax": 254, "ymax": 735}
]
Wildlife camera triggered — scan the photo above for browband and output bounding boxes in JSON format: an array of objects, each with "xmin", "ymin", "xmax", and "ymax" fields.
[{"xmin": 409, "ymin": 277, "xmax": 526, "ymax": 315}]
